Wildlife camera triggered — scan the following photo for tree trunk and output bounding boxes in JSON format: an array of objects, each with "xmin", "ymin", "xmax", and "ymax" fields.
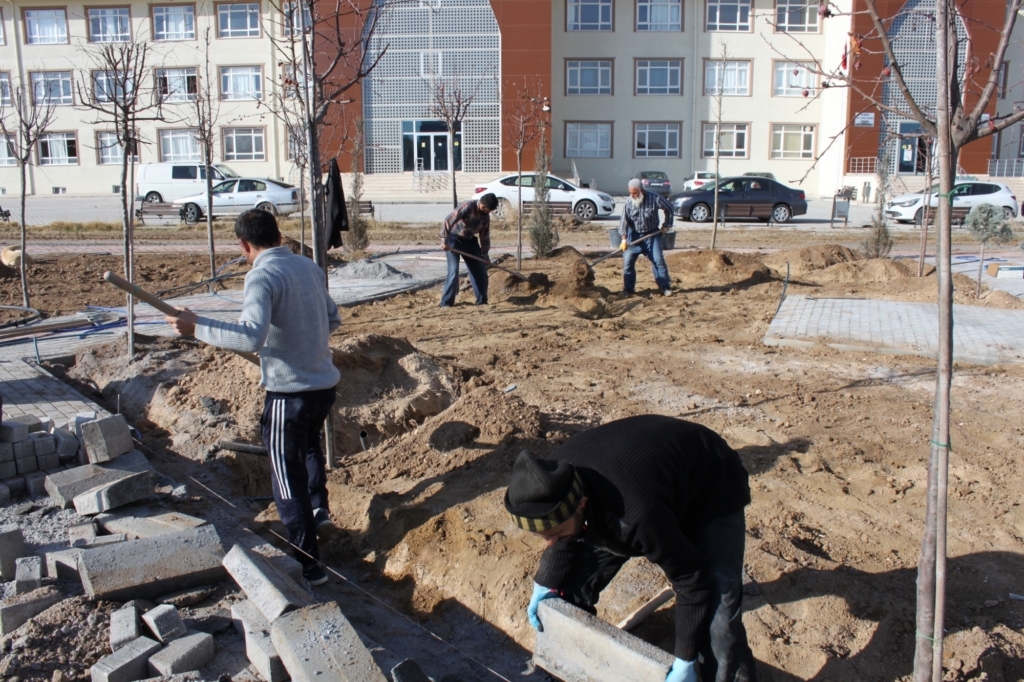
[
  {"xmin": 975, "ymin": 241, "xmax": 985, "ymax": 298},
  {"xmin": 712, "ymin": 143, "xmax": 721, "ymax": 250},
  {"xmin": 919, "ymin": 145, "xmax": 933, "ymax": 277},
  {"xmin": 516, "ymin": 151, "xmax": 523, "ymax": 270},
  {"xmin": 450, "ymin": 132, "xmax": 458, "ymax": 209},
  {"xmin": 299, "ymin": 172, "xmax": 307, "ymax": 253},
  {"xmin": 307, "ymin": 121, "xmax": 326, "ymax": 276},
  {"xmin": 204, "ymin": 150, "xmax": 216, "ymax": 289},
  {"xmin": 18, "ymin": 162, "xmax": 29, "ymax": 308},
  {"xmin": 119, "ymin": 152, "xmax": 134, "ymax": 359}
]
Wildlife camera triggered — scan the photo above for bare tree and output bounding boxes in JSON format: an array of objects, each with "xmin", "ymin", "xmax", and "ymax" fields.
[
  {"xmin": 708, "ymin": 42, "xmax": 729, "ymax": 250},
  {"xmin": 775, "ymin": 2, "xmax": 1024, "ymax": 678},
  {"xmin": 501, "ymin": 79, "xmax": 547, "ymax": 270},
  {"xmin": 430, "ymin": 76, "xmax": 481, "ymax": 208},
  {"xmin": 75, "ymin": 34, "xmax": 164, "ymax": 357},
  {"xmin": 0, "ymin": 76, "xmax": 57, "ymax": 308}
]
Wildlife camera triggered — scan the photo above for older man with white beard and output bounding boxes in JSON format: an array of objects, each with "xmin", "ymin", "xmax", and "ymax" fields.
[{"xmin": 618, "ymin": 177, "xmax": 675, "ymax": 296}]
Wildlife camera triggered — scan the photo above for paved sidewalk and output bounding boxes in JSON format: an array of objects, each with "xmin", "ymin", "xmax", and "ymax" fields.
[
  {"xmin": 0, "ymin": 252, "xmax": 447, "ymax": 363},
  {"xmin": 764, "ymin": 294, "xmax": 1024, "ymax": 365},
  {"xmin": 0, "ymin": 359, "xmax": 109, "ymax": 424}
]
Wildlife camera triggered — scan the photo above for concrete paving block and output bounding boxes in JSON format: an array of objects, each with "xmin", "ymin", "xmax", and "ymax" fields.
[
  {"xmin": 392, "ymin": 659, "xmax": 432, "ymax": 682},
  {"xmin": 25, "ymin": 471, "xmax": 47, "ymax": 497},
  {"xmin": 90, "ymin": 534, "xmax": 127, "ymax": 547},
  {"xmin": 533, "ymin": 599, "xmax": 676, "ymax": 682},
  {"xmin": 70, "ymin": 521, "xmax": 98, "ymax": 547},
  {"xmin": 82, "ymin": 414, "xmax": 133, "ymax": 464},
  {"xmin": 271, "ymin": 603, "xmax": 387, "ymax": 682},
  {"xmin": 45, "ymin": 454, "xmax": 151, "ymax": 509},
  {"xmin": 96, "ymin": 509, "xmax": 205, "ymax": 540},
  {"xmin": 15, "ymin": 556, "xmax": 42, "ymax": 594},
  {"xmin": 4, "ymin": 475, "xmax": 25, "ymax": 498},
  {"xmin": 53, "ymin": 427, "xmax": 79, "ymax": 458},
  {"xmin": 73, "ymin": 470, "xmax": 153, "ymax": 515},
  {"xmin": 222, "ymin": 544, "xmax": 313, "ymax": 623},
  {"xmin": 0, "ymin": 421, "xmax": 30, "ymax": 442},
  {"xmin": 147, "ymin": 629, "xmax": 214, "ymax": 676},
  {"xmin": 15, "ymin": 454, "xmax": 38, "ymax": 475},
  {"xmin": 45, "ymin": 547, "xmax": 82, "ymax": 580},
  {"xmin": 9, "ymin": 414, "xmax": 43, "ymax": 433},
  {"xmin": 13, "ymin": 439, "xmax": 34, "ymax": 459},
  {"xmin": 138, "ymin": 673, "xmax": 200, "ymax": 682},
  {"xmin": 0, "ymin": 586, "xmax": 62, "ymax": 636},
  {"xmin": 0, "ymin": 523, "xmax": 26, "ymax": 578},
  {"xmin": 0, "ymin": 441, "xmax": 13, "ymax": 462},
  {"xmin": 31, "ymin": 432, "xmax": 56, "ymax": 457},
  {"xmin": 37, "ymin": 452, "xmax": 60, "ymax": 471},
  {"xmin": 90, "ymin": 636, "xmax": 161, "ymax": 682},
  {"xmin": 142, "ymin": 604, "xmax": 187, "ymax": 643},
  {"xmin": 0, "ymin": 461, "xmax": 17, "ymax": 480},
  {"xmin": 0, "ymin": 483, "xmax": 9, "ymax": 506},
  {"xmin": 78, "ymin": 525, "xmax": 226, "ymax": 601},
  {"xmin": 110, "ymin": 604, "xmax": 141, "ymax": 651},
  {"xmin": 74, "ymin": 411, "xmax": 98, "ymax": 442},
  {"xmin": 235, "ymin": 528, "xmax": 303, "ymax": 584},
  {"xmin": 231, "ymin": 599, "xmax": 287, "ymax": 682}
]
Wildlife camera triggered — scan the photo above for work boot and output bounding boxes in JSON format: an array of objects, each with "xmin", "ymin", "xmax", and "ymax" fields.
[
  {"xmin": 303, "ymin": 564, "xmax": 329, "ymax": 587},
  {"xmin": 313, "ymin": 508, "xmax": 337, "ymax": 542}
]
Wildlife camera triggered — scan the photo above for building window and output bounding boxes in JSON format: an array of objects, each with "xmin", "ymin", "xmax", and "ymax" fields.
[
  {"xmin": 772, "ymin": 124, "xmax": 815, "ymax": 158},
  {"xmin": 706, "ymin": 0, "xmax": 750, "ymax": 31},
  {"xmin": 0, "ymin": 9, "xmax": 5, "ymax": 45},
  {"xmin": 566, "ymin": 122, "xmax": 612, "ymax": 157},
  {"xmin": 31, "ymin": 72, "xmax": 73, "ymax": 106},
  {"xmin": 0, "ymin": 73, "xmax": 10, "ymax": 107},
  {"xmin": 775, "ymin": 0, "xmax": 817, "ymax": 32},
  {"xmin": 636, "ymin": 60, "xmax": 681, "ymax": 95},
  {"xmin": 38, "ymin": 132, "xmax": 77, "ymax": 165},
  {"xmin": 286, "ymin": 128, "xmax": 303, "ymax": 160},
  {"xmin": 218, "ymin": 3, "xmax": 260, "ymax": 38},
  {"xmin": 220, "ymin": 66, "xmax": 262, "ymax": 100},
  {"xmin": 704, "ymin": 60, "xmax": 750, "ymax": 96},
  {"xmin": 160, "ymin": 129, "xmax": 200, "ymax": 161},
  {"xmin": 567, "ymin": 60, "xmax": 612, "ymax": 95},
  {"xmin": 223, "ymin": 127, "xmax": 265, "ymax": 160},
  {"xmin": 282, "ymin": 64, "xmax": 306, "ymax": 98},
  {"xmin": 637, "ymin": 0, "xmax": 681, "ymax": 30},
  {"xmin": 1018, "ymin": 128, "xmax": 1024, "ymax": 158},
  {"xmin": 773, "ymin": 61, "xmax": 815, "ymax": 96},
  {"xmin": 0, "ymin": 135, "xmax": 15, "ymax": 166},
  {"xmin": 283, "ymin": 1, "xmax": 312, "ymax": 35},
  {"xmin": 89, "ymin": 8, "xmax": 130, "ymax": 43},
  {"xmin": 634, "ymin": 123, "xmax": 679, "ymax": 157},
  {"xmin": 153, "ymin": 6, "xmax": 195, "ymax": 41},
  {"xmin": 97, "ymin": 131, "xmax": 138, "ymax": 164},
  {"xmin": 25, "ymin": 9, "xmax": 68, "ymax": 44},
  {"xmin": 702, "ymin": 122, "xmax": 748, "ymax": 157},
  {"xmin": 93, "ymin": 71, "xmax": 134, "ymax": 103},
  {"xmin": 156, "ymin": 68, "xmax": 198, "ymax": 102},
  {"xmin": 567, "ymin": 0, "xmax": 612, "ymax": 31}
]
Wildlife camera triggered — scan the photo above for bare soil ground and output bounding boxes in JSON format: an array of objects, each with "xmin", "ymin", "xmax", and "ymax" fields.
[{"xmin": 7, "ymin": 229, "xmax": 1024, "ymax": 681}]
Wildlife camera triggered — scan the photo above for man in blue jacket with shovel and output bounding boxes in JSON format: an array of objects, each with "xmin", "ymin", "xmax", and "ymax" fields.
[{"xmin": 620, "ymin": 178, "xmax": 675, "ymax": 297}]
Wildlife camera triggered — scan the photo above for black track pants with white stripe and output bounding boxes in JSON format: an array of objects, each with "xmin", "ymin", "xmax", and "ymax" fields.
[{"xmin": 260, "ymin": 386, "xmax": 336, "ymax": 569}]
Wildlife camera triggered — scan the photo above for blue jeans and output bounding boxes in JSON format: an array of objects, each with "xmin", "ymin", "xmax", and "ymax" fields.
[
  {"xmin": 559, "ymin": 511, "xmax": 756, "ymax": 682},
  {"xmin": 441, "ymin": 236, "xmax": 489, "ymax": 306},
  {"xmin": 622, "ymin": 230, "xmax": 671, "ymax": 292}
]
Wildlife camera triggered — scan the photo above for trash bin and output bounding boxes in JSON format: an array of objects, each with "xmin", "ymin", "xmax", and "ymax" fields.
[
  {"xmin": 608, "ymin": 228, "xmax": 621, "ymax": 248},
  {"xmin": 663, "ymin": 231, "xmax": 677, "ymax": 250}
]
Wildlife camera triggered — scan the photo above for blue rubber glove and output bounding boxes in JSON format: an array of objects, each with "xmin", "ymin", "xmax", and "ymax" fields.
[
  {"xmin": 665, "ymin": 658, "xmax": 698, "ymax": 682},
  {"xmin": 527, "ymin": 582, "xmax": 558, "ymax": 632}
]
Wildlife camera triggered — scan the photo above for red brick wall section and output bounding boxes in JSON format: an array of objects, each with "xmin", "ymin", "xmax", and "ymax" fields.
[
  {"xmin": 489, "ymin": 0, "xmax": 552, "ymax": 172},
  {"xmin": 844, "ymin": 0, "xmax": 1006, "ymax": 174}
]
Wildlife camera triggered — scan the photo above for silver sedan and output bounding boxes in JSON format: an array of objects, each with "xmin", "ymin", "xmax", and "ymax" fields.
[{"xmin": 174, "ymin": 178, "xmax": 301, "ymax": 223}]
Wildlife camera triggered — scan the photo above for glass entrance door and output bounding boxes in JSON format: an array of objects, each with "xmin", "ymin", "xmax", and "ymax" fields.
[
  {"xmin": 403, "ymin": 120, "xmax": 461, "ymax": 172},
  {"xmin": 415, "ymin": 133, "xmax": 449, "ymax": 171}
]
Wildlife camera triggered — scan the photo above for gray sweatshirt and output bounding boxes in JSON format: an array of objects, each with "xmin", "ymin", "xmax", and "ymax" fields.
[{"xmin": 195, "ymin": 246, "xmax": 341, "ymax": 393}]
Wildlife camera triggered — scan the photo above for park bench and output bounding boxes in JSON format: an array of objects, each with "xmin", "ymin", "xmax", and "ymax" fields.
[
  {"xmin": 521, "ymin": 201, "xmax": 574, "ymax": 216},
  {"xmin": 135, "ymin": 202, "xmax": 185, "ymax": 224},
  {"xmin": 918, "ymin": 206, "xmax": 970, "ymax": 225},
  {"xmin": 357, "ymin": 200, "xmax": 374, "ymax": 217},
  {"xmin": 720, "ymin": 202, "xmax": 775, "ymax": 224}
]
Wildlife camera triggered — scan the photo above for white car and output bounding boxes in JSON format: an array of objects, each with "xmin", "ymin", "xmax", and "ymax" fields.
[
  {"xmin": 472, "ymin": 173, "xmax": 615, "ymax": 221},
  {"xmin": 174, "ymin": 178, "xmax": 301, "ymax": 223},
  {"xmin": 682, "ymin": 171, "xmax": 719, "ymax": 191},
  {"xmin": 885, "ymin": 181, "xmax": 1018, "ymax": 223}
]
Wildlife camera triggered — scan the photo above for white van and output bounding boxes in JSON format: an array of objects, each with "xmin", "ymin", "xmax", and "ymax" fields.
[{"xmin": 136, "ymin": 163, "xmax": 240, "ymax": 203}]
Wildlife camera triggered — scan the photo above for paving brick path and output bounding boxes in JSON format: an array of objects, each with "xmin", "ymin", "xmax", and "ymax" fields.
[
  {"xmin": 765, "ymin": 294, "xmax": 1024, "ymax": 365},
  {"xmin": 0, "ymin": 359, "xmax": 108, "ymax": 423}
]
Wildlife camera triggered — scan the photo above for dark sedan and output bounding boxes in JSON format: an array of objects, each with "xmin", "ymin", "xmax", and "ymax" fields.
[{"xmin": 669, "ymin": 176, "xmax": 808, "ymax": 223}]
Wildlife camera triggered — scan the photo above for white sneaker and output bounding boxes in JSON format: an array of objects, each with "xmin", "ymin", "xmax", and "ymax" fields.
[{"xmin": 662, "ymin": 288, "xmax": 674, "ymax": 297}]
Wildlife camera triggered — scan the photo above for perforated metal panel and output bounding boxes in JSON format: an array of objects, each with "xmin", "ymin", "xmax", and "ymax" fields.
[
  {"xmin": 878, "ymin": 0, "xmax": 967, "ymax": 174},
  {"xmin": 362, "ymin": 0, "xmax": 501, "ymax": 173}
]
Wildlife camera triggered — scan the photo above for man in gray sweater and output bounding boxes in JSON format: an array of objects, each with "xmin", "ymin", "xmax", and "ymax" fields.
[{"xmin": 165, "ymin": 209, "xmax": 341, "ymax": 586}]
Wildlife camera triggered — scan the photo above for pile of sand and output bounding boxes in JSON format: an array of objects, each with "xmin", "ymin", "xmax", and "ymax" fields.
[
  {"xmin": 547, "ymin": 246, "xmax": 596, "ymax": 298},
  {"xmin": 665, "ymin": 249, "xmax": 773, "ymax": 288},
  {"xmin": 761, "ymin": 244, "xmax": 860, "ymax": 276},
  {"xmin": 335, "ymin": 260, "xmax": 412, "ymax": 281},
  {"xmin": 805, "ymin": 258, "xmax": 915, "ymax": 284}
]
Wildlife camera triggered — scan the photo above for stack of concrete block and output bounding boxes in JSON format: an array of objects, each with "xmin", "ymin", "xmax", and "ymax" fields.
[
  {"xmin": 223, "ymin": 544, "xmax": 388, "ymax": 681},
  {"xmin": 0, "ymin": 412, "xmax": 83, "ymax": 504},
  {"xmin": 93, "ymin": 602, "xmax": 214, "ymax": 679},
  {"xmin": 45, "ymin": 446, "xmax": 155, "ymax": 517}
]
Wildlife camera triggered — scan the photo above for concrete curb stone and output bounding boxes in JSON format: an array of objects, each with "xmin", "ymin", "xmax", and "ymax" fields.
[
  {"xmin": 142, "ymin": 604, "xmax": 187, "ymax": 643},
  {"xmin": 0, "ymin": 586, "xmax": 62, "ymax": 636},
  {"xmin": 270, "ymin": 603, "xmax": 388, "ymax": 682},
  {"xmin": 146, "ymin": 629, "xmax": 214, "ymax": 676},
  {"xmin": 90, "ymin": 636, "xmax": 162, "ymax": 682},
  {"xmin": 0, "ymin": 523, "xmax": 26, "ymax": 578}
]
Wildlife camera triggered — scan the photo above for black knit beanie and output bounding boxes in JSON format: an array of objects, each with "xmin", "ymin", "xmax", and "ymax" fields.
[{"xmin": 504, "ymin": 450, "xmax": 584, "ymax": 532}]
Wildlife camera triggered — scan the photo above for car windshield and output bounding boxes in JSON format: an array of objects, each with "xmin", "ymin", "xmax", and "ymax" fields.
[
  {"xmin": 644, "ymin": 172, "xmax": 668, "ymax": 180},
  {"xmin": 211, "ymin": 180, "xmax": 236, "ymax": 193},
  {"xmin": 215, "ymin": 164, "xmax": 240, "ymax": 178},
  {"xmin": 699, "ymin": 181, "xmax": 717, "ymax": 192},
  {"xmin": 918, "ymin": 184, "xmax": 942, "ymax": 195}
]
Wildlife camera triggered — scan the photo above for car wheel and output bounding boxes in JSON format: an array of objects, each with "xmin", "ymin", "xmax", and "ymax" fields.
[
  {"xmin": 1003, "ymin": 206, "xmax": 1016, "ymax": 220},
  {"xmin": 574, "ymin": 200, "xmax": 597, "ymax": 221},
  {"xmin": 144, "ymin": 191, "xmax": 162, "ymax": 204},
  {"xmin": 913, "ymin": 208, "xmax": 924, "ymax": 225},
  {"xmin": 494, "ymin": 198, "xmax": 513, "ymax": 219},
  {"xmin": 772, "ymin": 204, "xmax": 792, "ymax": 223},
  {"xmin": 256, "ymin": 202, "xmax": 278, "ymax": 216},
  {"xmin": 897, "ymin": 220, "xmax": 910, "ymax": 224},
  {"xmin": 183, "ymin": 203, "xmax": 202, "ymax": 224},
  {"xmin": 689, "ymin": 203, "xmax": 711, "ymax": 223}
]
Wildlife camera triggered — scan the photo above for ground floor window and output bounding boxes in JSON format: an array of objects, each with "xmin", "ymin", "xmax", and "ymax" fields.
[
  {"xmin": 566, "ymin": 122, "xmax": 612, "ymax": 158},
  {"xmin": 223, "ymin": 127, "xmax": 265, "ymax": 161},
  {"xmin": 97, "ymin": 131, "xmax": 138, "ymax": 165},
  {"xmin": 160, "ymin": 129, "xmax": 200, "ymax": 162},
  {"xmin": 38, "ymin": 132, "xmax": 77, "ymax": 165},
  {"xmin": 771, "ymin": 124, "xmax": 814, "ymax": 159},
  {"xmin": 702, "ymin": 122, "xmax": 747, "ymax": 157},
  {"xmin": 0, "ymin": 135, "xmax": 15, "ymax": 166},
  {"xmin": 634, "ymin": 123, "xmax": 679, "ymax": 157}
]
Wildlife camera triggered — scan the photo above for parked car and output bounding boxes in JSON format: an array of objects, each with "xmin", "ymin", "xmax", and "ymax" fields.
[
  {"xmin": 742, "ymin": 171, "xmax": 777, "ymax": 180},
  {"xmin": 633, "ymin": 171, "xmax": 672, "ymax": 197},
  {"xmin": 670, "ymin": 176, "xmax": 808, "ymax": 223},
  {"xmin": 472, "ymin": 173, "xmax": 615, "ymax": 221},
  {"xmin": 885, "ymin": 180, "xmax": 1017, "ymax": 223},
  {"xmin": 173, "ymin": 178, "xmax": 301, "ymax": 223},
  {"xmin": 136, "ymin": 162, "xmax": 240, "ymax": 204},
  {"xmin": 681, "ymin": 171, "xmax": 719, "ymax": 191}
]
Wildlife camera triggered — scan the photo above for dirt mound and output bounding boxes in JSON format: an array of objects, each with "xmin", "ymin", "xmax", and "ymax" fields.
[
  {"xmin": 281, "ymin": 235, "xmax": 313, "ymax": 258},
  {"xmin": 488, "ymin": 269, "xmax": 550, "ymax": 297},
  {"xmin": 335, "ymin": 260, "xmax": 412, "ymax": 281},
  {"xmin": 806, "ymin": 258, "xmax": 915, "ymax": 284},
  {"xmin": 330, "ymin": 335, "xmax": 461, "ymax": 455},
  {"xmin": 664, "ymin": 249, "xmax": 772, "ymax": 288},
  {"xmin": 761, "ymin": 244, "xmax": 860, "ymax": 276},
  {"xmin": 981, "ymin": 289, "xmax": 1024, "ymax": 309},
  {"xmin": 550, "ymin": 253, "xmax": 595, "ymax": 299}
]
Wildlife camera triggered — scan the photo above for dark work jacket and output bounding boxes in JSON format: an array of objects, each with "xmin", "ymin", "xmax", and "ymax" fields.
[
  {"xmin": 534, "ymin": 415, "xmax": 751, "ymax": 661},
  {"xmin": 325, "ymin": 158, "xmax": 348, "ymax": 249}
]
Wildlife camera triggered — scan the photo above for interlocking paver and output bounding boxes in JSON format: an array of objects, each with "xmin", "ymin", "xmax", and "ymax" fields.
[
  {"xmin": 765, "ymin": 295, "xmax": 1024, "ymax": 365},
  {"xmin": 0, "ymin": 361, "xmax": 109, "ymax": 423}
]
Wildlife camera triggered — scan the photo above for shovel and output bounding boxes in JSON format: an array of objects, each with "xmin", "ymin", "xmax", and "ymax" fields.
[
  {"xmin": 449, "ymin": 248, "xmax": 529, "ymax": 282},
  {"xmin": 103, "ymin": 270, "xmax": 259, "ymax": 365},
  {"xmin": 588, "ymin": 230, "xmax": 665, "ymax": 268}
]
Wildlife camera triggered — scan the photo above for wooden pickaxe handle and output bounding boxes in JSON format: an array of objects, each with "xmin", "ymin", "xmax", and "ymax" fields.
[
  {"xmin": 449, "ymin": 248, "xmax": 528, "ymax": 282},
  {"xmin": 103, "ymin": 270, "xmax": 259, "ymax": 366},
  {"xmin": 589, "ymin": 230, "xmax": 665, "ymax": 268}
]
